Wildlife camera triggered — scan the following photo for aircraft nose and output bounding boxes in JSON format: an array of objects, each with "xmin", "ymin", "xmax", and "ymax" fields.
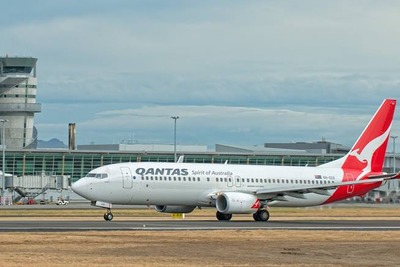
[{"xmin": 71, "ymin": 178, "xmax": 89, "ymax": 198}]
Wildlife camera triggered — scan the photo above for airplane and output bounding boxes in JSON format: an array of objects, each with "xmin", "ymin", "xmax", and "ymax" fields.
[{"xmin": 71, "ymin": 99, "xmax": 400, "ymax": 222}]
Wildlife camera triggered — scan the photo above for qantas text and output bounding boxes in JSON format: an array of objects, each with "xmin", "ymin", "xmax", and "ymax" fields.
[{"xmin": 135, "ymin": 168, "xmax": 189, "ymax": 176}]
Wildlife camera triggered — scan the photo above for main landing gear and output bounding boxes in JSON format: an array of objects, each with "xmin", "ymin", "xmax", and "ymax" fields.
[
  {"xmin": 216, "ymin": 209, "xmax": 270, "ymax": 222},
  {"xmin": 253, "ymin": 209, "xmax": 269, "ymax": 222},
  {"xmin": 216, "ymin": 211, "xmax": 232, "ymax": 221},
  {"xmin": 103, "ymin": 209, "xmax": 114, "ymax": 221}
]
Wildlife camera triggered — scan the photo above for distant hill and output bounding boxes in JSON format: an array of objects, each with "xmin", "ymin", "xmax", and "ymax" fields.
[{"xmin": 37, "ymin": 138, "xmax": 67, "ymax": 149}]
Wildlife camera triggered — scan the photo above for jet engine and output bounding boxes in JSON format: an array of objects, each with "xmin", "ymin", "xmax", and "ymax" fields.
[
  {"xmin": 216, "ymin": 192, "xmax": 259, "ymax": 214},
  {"xmin": 155, "ymin": 205, "xmax": 196, "ymax": 213}
]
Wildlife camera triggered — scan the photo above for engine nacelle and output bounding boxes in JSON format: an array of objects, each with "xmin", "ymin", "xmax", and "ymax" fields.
[
  {"xmin": 216, "ymin": 192, "xmax": 260, "ymax": 214},
  {"xmin": 155, "ymin": 205, "xmax": 196, "ymax": 213}
]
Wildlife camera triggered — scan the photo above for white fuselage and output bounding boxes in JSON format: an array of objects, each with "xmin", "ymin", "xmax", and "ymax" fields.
[{"xmin": 72, "ymin": 161, "xmax": 352, "ymax": 208}]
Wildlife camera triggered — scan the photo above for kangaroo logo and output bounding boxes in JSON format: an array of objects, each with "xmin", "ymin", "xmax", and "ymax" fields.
[{"xmin": 347, "ymin": 124, "xmax": 391, "ymax": 177}]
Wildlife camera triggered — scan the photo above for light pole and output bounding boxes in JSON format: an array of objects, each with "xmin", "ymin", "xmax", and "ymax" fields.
[
  {"xmin": 390, "ymin": 135, "xmax": 398, "ymax": 196},
  {"xmin": 391, "ymin": 135, "xmax": 398, "ymax": 173},
  {"xmin": 0, "ymin": 119, "xmax": 8, "ymax": 198},
  {"xmin": 171, "ymin": 116, "xmax": 179, "ymax": 162}
]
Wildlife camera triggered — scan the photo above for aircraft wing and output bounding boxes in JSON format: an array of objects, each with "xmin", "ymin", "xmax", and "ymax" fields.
[
  {"xmin": 203, "ymin": 173, "xmax": 400, "ymax": 204},
  {"xmin": 367, "ymin": 171, "xmax": 400, "ymax": 180},
  {"xmin": 254, "ymin": 176, "xmax": 389, "ymax": 199}
]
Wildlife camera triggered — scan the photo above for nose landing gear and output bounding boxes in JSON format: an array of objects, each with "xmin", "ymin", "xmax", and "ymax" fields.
[{"xmin": 104, "ymin": 209, "xmax": 114, "ymax": 221}]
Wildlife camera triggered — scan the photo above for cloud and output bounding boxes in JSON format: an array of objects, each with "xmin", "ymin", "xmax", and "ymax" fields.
[
  {"xmin": 2, "ymin": 1, "xmax": 400, "ymax": 149},
  {"xmin": 3, "ymin": 1, "xmax": 400, "ymax": 74}
]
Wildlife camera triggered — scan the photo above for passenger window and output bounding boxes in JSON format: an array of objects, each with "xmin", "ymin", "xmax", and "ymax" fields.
[{"xmin": 216, "ymin": 178, "xmax": 219, "ymax": 182}]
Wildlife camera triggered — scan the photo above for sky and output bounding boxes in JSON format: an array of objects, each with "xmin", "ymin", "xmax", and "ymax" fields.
[{"xmin": 1, "ymin": 1, "xmax": 400, "ymax": 150}]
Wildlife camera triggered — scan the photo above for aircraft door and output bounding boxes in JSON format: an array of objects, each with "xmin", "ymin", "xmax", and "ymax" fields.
[{"xmin": 121, "ymin": 167, "xmax": 133, "ymax": 189}]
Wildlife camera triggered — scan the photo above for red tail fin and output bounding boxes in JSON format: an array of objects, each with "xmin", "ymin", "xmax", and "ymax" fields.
[{"xmin": 321, "ymin": 99, "xmax": 396, "ymax": 172}]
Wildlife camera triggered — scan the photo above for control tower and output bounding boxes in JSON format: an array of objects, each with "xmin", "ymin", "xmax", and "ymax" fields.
[{"xmin": 0, "ymin": 56, "xmax": 41, "ymax": 149}]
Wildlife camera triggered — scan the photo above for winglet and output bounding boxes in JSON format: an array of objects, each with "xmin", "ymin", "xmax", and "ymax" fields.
[{"xmin": 177, "ymin": 155, "xmax": 185, "ymax": 163}]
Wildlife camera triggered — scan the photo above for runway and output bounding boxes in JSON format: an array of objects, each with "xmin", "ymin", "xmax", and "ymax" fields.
[{"xmin": 0, "ymin": 219, "xmax": 399, "ymax": 232}]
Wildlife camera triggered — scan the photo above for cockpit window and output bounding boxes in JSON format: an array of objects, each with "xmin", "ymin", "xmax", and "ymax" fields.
[{"xmin": 85, "ymin": 173, "xmax": 108, "ymax": 179}]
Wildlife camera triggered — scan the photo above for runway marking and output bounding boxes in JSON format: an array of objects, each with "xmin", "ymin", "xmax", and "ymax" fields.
[
  {"xmin": 1, "ymin": 226, "xmax": 400, "ymax": 232},
  {"xmin": 1, "ymin": 218, "xmax": 399, "ymax": 232}
]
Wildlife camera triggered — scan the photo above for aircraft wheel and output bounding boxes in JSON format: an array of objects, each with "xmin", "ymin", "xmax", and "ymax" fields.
[
  {"xmin": 253, "ymin": 210, "xmax": 269, "ymax": 222},
  {"xmin": 253, "ymin": 212, "xmax": 260, "ymax": 221},
  {"xmin": 216, "ymin": 211, "xmax": 232, "ymax": 221},
  {"xmin": 104, "ymin": 212, "xmax": 113, "ymax": 221},
  {"xmin": 255, "ymin": 210, "xmax": 269, "ymax": 222}
]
